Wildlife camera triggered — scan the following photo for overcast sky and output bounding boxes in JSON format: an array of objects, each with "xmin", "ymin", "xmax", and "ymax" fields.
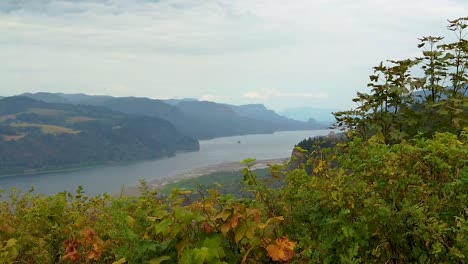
[{"xmin": 1, "ymin": 0, "xmax": 467, "ymax": 110}]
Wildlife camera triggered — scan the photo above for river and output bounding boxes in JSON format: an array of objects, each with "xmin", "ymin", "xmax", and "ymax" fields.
[{"xmin": 0, "ymin": 129, "xmax": 333, "ymax": 196}]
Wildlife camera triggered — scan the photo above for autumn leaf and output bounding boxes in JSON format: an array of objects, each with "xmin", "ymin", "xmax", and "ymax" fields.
[
  {"xmin": 246, "ymin": 208, "xmax": 261, "ymax": 224},
  {"xmin": 221, "ymin": 222, "xmax": 231, "ymax": 236},
  {"xmin": 215, "ymin": 210, "xmax": 231, "ymax": 221},
  {"xmin": 258, "ymin": 216, "xmax": 284, "ymax": 229},
  {"xmin": 80, "ymin": 226, "xmax": 97, "ymax": 246},
  {"xmin": 266, "ymin": 237, "xmax": 296, "ymax": 262},
  {"xmin": 228, "ymin": 213, "xmax": 241, "ymax": 229},
  {"xmin": 221, "ymin": 213, "xmax": 242, "ymax": 235},
  {"xmin": 0, "ymin": 224, "xmax": 16, "ymax": 233},
  {"xmin": 200, "ymin": 221, "xmax": 214, "ymax": 234},
  {"xmin": 63, "ymin": 240, "xmax": 80, "ymax": 262},
  {"xmin": 86, "ymin": 243, "xmax": 103, "ymax": 260}
]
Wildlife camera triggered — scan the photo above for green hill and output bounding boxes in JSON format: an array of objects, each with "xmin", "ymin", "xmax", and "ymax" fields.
[{"xmin": 0, "ymin": 96, "xmax": 199, "ymax": 175}]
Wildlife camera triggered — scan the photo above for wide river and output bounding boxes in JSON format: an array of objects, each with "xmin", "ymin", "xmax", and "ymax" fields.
[{"xmin": 0, "ymin": 130, "xmax": 332, "ymax": 196}]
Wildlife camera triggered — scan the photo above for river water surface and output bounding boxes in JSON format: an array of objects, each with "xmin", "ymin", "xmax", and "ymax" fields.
[{"xmin": 0, "ymin": 130, "xmax": 333, "ymax": 196}]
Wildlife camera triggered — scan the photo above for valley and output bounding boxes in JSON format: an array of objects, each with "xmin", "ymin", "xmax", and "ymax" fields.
[
  {"xmin": 0, "ymin": 129, "xmax": 333, "ymax": 196},
  {"xmin": 0, "ymin": 93, "xmax": 326, "ymax": 176}
]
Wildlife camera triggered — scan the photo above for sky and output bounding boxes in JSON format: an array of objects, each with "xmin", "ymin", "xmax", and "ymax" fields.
[{"xmin": 1, "ymin": 0, "xmax": 467, "ymax": 110}]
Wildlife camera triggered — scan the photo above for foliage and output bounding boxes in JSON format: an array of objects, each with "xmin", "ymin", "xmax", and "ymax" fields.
[
  {"xmin": 1, "ymin": 17, "xmax": 467, "ymax": 263},
  {"xmin": 275, "ymin": 131, "xmax": 468, "ymax": 263},
  {"xmin": 1, "ymin": 129, "xmax": 465, "ymax": 263},
  {"xmin": 334, "ymin": 17, "xmax": 468, "ymax": 143},
  {"xmin": 0, "ymin": 175, "xmax": 294, "ymax": 263}
]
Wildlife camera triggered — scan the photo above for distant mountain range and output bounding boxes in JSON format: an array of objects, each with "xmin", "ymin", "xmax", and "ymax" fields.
[
  {"xmin": 163, "ymin": 98, "xmax": 198, "ymax": 105},
  {"xmin": 19, "ymin": 92, "xmax": 326, "ymax": 139},
  {"xmin": 0, "ymin": 96, "xmax": 198, "ymax": 175},
  {"xmin": 0, "ymin": 92, "xmax": 328, "ymax": 174},
  {"xmin": 280, "ymin": 107, "xmax": 339, "ymax": 125}
]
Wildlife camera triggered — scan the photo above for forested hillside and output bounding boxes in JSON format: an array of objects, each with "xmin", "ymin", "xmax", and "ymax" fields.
[
  {"xmin": 0, "ymin": 97, "xmax": 199, "ymax": 175},
  {"xmin": 0, "ymin": 17, "xmax": 467, "ymax": 263},
  {"xmin": 20, "ymin": 93, "xmax": 324, "ymax": 139}
]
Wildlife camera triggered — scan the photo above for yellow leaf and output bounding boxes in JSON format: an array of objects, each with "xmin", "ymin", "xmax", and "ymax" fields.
[
  {"xmin": 234, "ymin": 222, "xmax": 247, "ymax": 243},
  {"xmin": 113, "ymin": 258, "xmax": 127, "ymax": 264},
  {"xmin": 126, "ymin": 215, "xmax": 135, "ymax": 228},
  {"xmin": 216, "ymin": 210, "xmax": 231, "ymax": 221},
  {"xmin": 245, "ymin": 225, "xmax": 256, "ymax": 240},
  {"xmin": 258, "ymin": 216, "xmax": 284, "ymax": 229},
  {"xmin": 6, "ymin": 238, "xmax": 17, "ymax": 247},
  {"xmin": 178, "ymin": 190, "xmax": 192, "ymax": 195}
]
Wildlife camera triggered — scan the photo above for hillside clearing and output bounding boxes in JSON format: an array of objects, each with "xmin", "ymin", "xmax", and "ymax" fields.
[{"xmin": 10, "ymin": 123, "xmax": 80, "ymax": 134}]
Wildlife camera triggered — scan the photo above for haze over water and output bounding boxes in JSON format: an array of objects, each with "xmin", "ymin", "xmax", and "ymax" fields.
[{"xmin": 0, "ymin": 130, "xmax": 333, "ymax": 196}]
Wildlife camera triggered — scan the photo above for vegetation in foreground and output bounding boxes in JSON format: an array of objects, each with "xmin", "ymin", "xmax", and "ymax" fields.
[
  {"xmin": 0, "ymin": 130, "xmax": 466, "ymax": 263},
  {"xmin": 0, "ymin": 17, "xmax": 467, "ymax": 263}
]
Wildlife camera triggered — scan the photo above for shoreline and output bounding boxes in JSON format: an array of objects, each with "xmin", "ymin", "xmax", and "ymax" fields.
[
  {"xmin": 117, "ymin": 158, "xmax": 288, "ymax": 197},
  {"xmin": 0, "ymin": 149, "xmax": 200, "ymax": 179},
  {"xmin": 0, "ymin": 129, "xmax": 329, "ymax": 179},
  {"xmin": 0, "ymin": 163, "xmax": 109, "ymax": 179}
]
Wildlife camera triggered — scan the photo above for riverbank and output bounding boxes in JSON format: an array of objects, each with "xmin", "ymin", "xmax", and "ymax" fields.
[
  {"xmin": 0, "ymin": 149, "xmax": 201, "ymax": 179},
  {"xmin": 0, "ymin": 130, "xmax": 330, "ymax": 196},
  {"xmin": 118, "ymin": 158, "xmax": 288, "ymax": 197},
  {"xmin": 0, "ymin": 162, "xmax": 110, "ymax": 179}
]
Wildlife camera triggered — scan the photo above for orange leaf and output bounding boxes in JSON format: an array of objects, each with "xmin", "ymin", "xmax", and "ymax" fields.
[
  {"xmin": 228, "ymin": 213, "xmax": 241, "ymax": 229},
  {"xmin": 63, "ymin": 250, "xmax": 80, "ymax": 262},
  {"xmin": 266, "ymin": 237, "xmax": 296, "ymax": 262},
  {"xmin": 221, "ymin": 222, "xmax": 231, "ymax": 236},
  {"xmin": 246, "ymin": 208, "xmax": 261, "ymax": 224},
  {"xmin": 80, "ymin": 226, "xmax": 97, "ymax": 246},
  {"xmin": 86, "ymin": 243, "xmax": 102, "ymax": 260},
  {"xmin": 253, "ymin": 211, "xmax": 261, "ymax": 224},
  {"xmin": 200, "ymin": 221, "xmax": 214, "ymax": 234},
  {"xmin": 63, "ymin": 240, "xmax": 80, "ymax": 262},
  {"xmin": 0, "ymin": 224, "xmax": 15, "ymax": 233}
]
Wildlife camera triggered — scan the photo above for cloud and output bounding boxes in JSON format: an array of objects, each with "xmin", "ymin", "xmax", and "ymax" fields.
[
  {"xmin": 244, "ymin": 89, "xmax": 327, "ymax": 101},
  {"xmin": 200, "ymin": 94, "xmax": 229, "ymax": 101},
  {"xmin": 0, "ymin": 0, "xmax": 467, "ymax": 109},
  {"xmin": 243, "ymin": 91, "xmax": 269, "ymax": 100}
]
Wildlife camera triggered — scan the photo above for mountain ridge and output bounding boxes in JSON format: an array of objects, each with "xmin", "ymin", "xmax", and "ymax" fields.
[{"xmin": 18, "ymin": 92, "xmax": 326, "ymax": 139}]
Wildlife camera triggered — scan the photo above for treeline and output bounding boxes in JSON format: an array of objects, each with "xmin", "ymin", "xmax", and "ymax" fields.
[{"xmin": 334, "ymin": 18, "xmax": 468, "ymax": 143}]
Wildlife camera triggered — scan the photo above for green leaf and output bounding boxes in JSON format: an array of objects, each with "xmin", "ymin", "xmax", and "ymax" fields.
[
  {"xmin": 234, "ymin": 222, "xmax": 247, "ymax": 243},
  {"xmin": 154, "ymin": 218, "xmax": 171, "ymax": 236},
  {"xmin": 149, "ymin": 256, "xmax": 171, "ymax": 264}
]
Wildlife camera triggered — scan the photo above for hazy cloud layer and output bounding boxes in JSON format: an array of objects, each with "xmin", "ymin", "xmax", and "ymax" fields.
[
  {"xmin": 1, "ymin": 0, "xmax": 467, "ymax": 109},
  {"xmin": 244, "ymin": 89, "xmax": 327, "ymax": 101}
]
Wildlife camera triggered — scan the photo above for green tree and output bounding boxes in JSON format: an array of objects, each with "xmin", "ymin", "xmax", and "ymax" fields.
[{"xmin": 334, "ymin": 17, "xmax": 468, "ymax": 142}]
